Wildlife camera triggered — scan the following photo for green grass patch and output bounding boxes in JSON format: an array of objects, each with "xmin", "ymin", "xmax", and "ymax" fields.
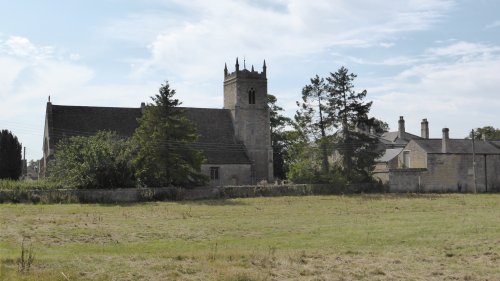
[{"xmin": 0, "ymin": 194, "xmax": 499, "ymax": 280}]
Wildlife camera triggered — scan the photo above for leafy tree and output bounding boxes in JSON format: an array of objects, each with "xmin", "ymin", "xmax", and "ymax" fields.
[
  {"xmin": 47, "ymin": 131, "xmax": 135, "ymax": 189},
  {"xmin": 468, "ymin": 126, "xmax": 500, "ymax": 140},
  {"xmin": 295, "ymin": 75, "xmax": 334, "ymax": 174},
  {"xmin": 131, "ymin": 81, "xmax": 207, "ymax": 187},
  {"xmin": 325, "ymin": 66, "xmax": 382, "ymax": 182},
  {"xmin": 0, "ymin": 130, "xmax": 22, "ymax": 180},
  {"xmin": 268, "ymin": 94, "xmax": 294, "ymax": 179}
]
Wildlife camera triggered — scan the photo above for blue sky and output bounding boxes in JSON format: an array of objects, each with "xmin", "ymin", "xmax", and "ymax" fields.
[{"xmin": 1, "ymin": 0, "xmax": 499, "ymax": 160}]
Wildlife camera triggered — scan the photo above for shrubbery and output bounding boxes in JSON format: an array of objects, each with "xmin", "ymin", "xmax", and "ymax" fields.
[
  {"xmin": 47, "ymin": 131, "xmax": 135, "ymax": 189},
  {"xmin": 0, "ymin": 179, "xmax": 62, "ymax": 190}
]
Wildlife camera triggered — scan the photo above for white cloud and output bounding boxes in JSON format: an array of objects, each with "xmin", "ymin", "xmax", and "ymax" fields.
[
  {"xmin": 371, "ymin": 41, "xmax": 500, "ymax": 138},
  {"xmin": 69, "ymin": 53, "xmax": 81, "ymax": 61},
  {"xmin": 109, "ymin": 1, "xmax": 455, "ymax": 71},
  {"xmin": 0, "ymin": 36, "xmax": 154, "ymax": 160},
  {"xmin": 379, "ymin": 42, "xmax": 395, "ymax": 48},
  {"xmin": 426, "ymin": 41, "xmax": 500, "ymax": 58},
  {"xmin": 3, "ymin": 36, "xmax": 53, "ymax": 60}
]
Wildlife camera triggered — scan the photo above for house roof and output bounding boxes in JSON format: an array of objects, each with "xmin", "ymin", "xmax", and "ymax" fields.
[
  {"xmin": 381, "ymin": 131, "xmax": 422, "ymax": 144},
  {"xmin": 412, "ymin": 139, "xmax": 500, "ymax": 154},
  {"xmin": 376, "ymin": 148, "xmax": 404, "ymax": 162},
  {"xmin": 47, "ymin": 103, "xmax": 251, "ymax": 164}
]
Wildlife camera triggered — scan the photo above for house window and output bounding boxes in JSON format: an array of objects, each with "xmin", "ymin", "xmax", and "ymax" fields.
[
  {"xmin": 210, "ymin": 167, "xmax": 220, "ymax": 180},
  {"xmin": 403, "ymin": 151, "xmax": 411, "ymax": 168},
  {"xmin": 248, "ymin": 88, "xmax": 256, "ymax": 104}
]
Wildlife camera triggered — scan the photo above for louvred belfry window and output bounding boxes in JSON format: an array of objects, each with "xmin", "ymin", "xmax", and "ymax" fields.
[{"xmin": 248, "ymin": 88, "xmax": 256, "ymax": 104}]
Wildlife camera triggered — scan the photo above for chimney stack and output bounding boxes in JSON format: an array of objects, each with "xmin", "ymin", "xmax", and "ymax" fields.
[
  {"xmin": 442, "ymin": 128, "xmax": 449, "ymax": 153},
  {"xmin": 398, "ymin": 116, "xmax": 405, "ymax": 139},
  {"xmin": 140, "ymin": 102, "xmax": 146, "ymax": 114},
  {"xmin": 421, "ymin": 118, "xmax": 429, "ymax": 139}
]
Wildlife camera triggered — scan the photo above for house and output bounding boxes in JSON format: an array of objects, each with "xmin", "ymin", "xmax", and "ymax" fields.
[
  {"xmin": 40, "ymin": 59, "xmax": 274, "ymax": 186},
  {"xmin": 373, "ymin": 116, "xmax": 424, "ymax": 182},
  {"xmin": 389, "ymin": 128, "xmax": 500, "ymax": 192}
]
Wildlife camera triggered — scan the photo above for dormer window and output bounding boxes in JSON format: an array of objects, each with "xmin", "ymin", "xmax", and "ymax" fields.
[{"xmin": 248, "ymin": 88, "xmax": 256, "ymax": 104}]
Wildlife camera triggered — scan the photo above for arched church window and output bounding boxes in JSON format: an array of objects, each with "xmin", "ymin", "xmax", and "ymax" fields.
[{"xmin": 248, "ymin": 88, "xmax": 256, "ymax": 104}]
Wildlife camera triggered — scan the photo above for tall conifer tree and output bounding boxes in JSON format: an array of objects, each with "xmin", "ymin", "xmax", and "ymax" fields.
[
  {"xmin": 131, "ymin": 81, "xmax": 207, "ymax": 187},
  {"xmin": 0, "ymin": 130, "xmax": 22, "ymax": 180}
]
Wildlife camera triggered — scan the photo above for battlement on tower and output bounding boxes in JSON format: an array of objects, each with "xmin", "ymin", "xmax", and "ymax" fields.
[{"xmin": 224, "ymin": 58, "xmax": 267, "ymax": 80}]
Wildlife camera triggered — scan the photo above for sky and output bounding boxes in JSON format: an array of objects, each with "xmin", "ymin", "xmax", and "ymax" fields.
[{"xmin": 0, "ymin": 0, "xmax": 499, "ymax": 161}]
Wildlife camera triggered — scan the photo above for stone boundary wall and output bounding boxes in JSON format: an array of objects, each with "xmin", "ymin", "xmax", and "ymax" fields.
[
  {"xmin": 389, "ymin": 168, "xmax": 428, "ymax": 193},
  {"xmin": 388, "ymin": 168, "xmax": 498, "ymax": 193},
  {"xmin": 0, "ymin": 183, "xmax": 382, "ymax": 204}
]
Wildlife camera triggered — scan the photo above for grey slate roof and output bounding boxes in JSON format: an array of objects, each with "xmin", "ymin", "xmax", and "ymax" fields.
[
  {"xmin": 183, "ymin": 107, "xmax": 251, "ymax": 164},
  {"xmin": 376, "ymin": 148, "xmax": 404, "ymax": 162},
  {"xmin": 47, "ymin": 104, "xmax": 251, "ymax": 164},
  {"xmin": 50, "ymin": 105, "xmax": 142, "ymax": 146},
  {"xmin": 412, "ymin": 139, "xmax": 500, "ymax": 154},
  {"xmin": 381, "ymin": 131, "xmax": 422, "ymax": 144}
]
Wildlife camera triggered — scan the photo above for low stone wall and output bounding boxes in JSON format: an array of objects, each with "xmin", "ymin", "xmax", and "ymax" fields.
[{"xmin": 0, "ymin": 183, "xmax": 382, "ymax": 204}]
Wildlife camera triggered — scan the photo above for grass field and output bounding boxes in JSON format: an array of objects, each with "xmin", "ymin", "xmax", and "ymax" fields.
[{"xmin": 0, "ymin": 194, "xmax": 499, "ymax": 280}]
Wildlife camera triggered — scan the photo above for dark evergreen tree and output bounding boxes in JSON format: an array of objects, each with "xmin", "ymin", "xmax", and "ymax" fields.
[
  {"xmin": 0, "ymin": 130, "xmax": 22, "ymax": 180},
  {"xmin": 131, "ymin": 81, "xmax": 207, "ymax": 187},
  {"xmin": 326, "ymin": 66, "xmax": 381, "ymax": 182}
]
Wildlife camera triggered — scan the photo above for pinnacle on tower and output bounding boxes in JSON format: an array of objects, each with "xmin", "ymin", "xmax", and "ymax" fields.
[
  {"xmin": 235, "ymin": 57, "xmax": 239, "ymax": 71},
  {"xmin": 263, "ymin": 60, "xmax": 267, "ymax": 76},
  {"xmin": 224, "ymin": 63, "xmax": 228, "ymax": 76},
  {"xmin": 251, "ymin": 65, "xmax": 254, "ymax": 72}
]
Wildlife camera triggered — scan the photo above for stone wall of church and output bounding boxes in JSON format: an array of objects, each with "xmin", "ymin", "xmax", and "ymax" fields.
[
  {"xmin": 201, "ymin": 164, "xmax": 252, "ymax": 186},
  {"xmin": 223, "ymin": 65, "xmax": 273, "ymax": 182}
]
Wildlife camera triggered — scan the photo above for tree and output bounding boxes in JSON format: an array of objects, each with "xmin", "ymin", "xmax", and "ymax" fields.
[
  {"xmin": 0, "ymin": 130, "xmax": 22, "ymax": 180},
  {"xmin": 467, "ymin": 126, "xmax": 500, "ymax": 140},
  {"xmin": 291, "ymin": 67, "xmax": 385, "ymax": 184},
  {"xmin": 47, "ymin": 131, "xmax": 134, "ymax": 188},
  {"xmin": 326, "ymin": 66, "xmax": 381, "ymax": 182},
  {"xmin": 131, "ymin": 81, "xmax": 207, "ymax": 187},
  {"xmin": 295, "ymin": 75, "xmax": 334, "ymax": 174},
  {"xmin": 268, "ymin": 94, "xmax": 294, "ymax": 179}
]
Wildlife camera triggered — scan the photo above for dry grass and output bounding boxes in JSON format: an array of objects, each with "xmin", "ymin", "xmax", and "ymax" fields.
[{"xmin": 0, "ymin": 194, "xmax": 499, "ymax": 280}]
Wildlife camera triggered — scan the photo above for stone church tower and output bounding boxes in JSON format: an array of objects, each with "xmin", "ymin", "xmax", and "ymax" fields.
[{"xmin": 223, "ymin": 58, "xmax": 273, "ymax": 183}]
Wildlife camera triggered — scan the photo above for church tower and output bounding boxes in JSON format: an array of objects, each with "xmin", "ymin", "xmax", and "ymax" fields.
[{"xmin": 224, "ymin": 58, "xmax": 273, "ymax": 183}]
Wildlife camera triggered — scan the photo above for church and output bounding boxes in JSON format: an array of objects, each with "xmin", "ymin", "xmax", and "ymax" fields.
[{"xmin": 40, "ymin": 59, "xmax": 274, "ymax": 186}]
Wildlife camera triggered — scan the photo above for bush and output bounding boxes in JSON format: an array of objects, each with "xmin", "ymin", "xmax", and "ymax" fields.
[
  {"xmin": 47, "ymin": 131, "xmax": 135, "ymax": 189},
  {"xmin": 0, "ymin": 179, "xmax": 62, "ymax": 190}
]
